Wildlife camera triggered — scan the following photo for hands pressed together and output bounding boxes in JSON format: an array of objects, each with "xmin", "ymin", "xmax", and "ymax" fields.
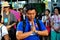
[{"xmin": 30, "ymin": 22, "xmax": 38, "ymax": 34}]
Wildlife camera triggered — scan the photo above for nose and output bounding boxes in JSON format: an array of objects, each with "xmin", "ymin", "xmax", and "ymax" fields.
[{"xmin": 31, "ymin": 15, "xmax": 33, "ymax": 17}]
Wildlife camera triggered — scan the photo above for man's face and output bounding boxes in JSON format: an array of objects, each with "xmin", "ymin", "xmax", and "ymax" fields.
[{"xmin": 26, "ymin": 9, "xmax": 36, "ymax": 21}]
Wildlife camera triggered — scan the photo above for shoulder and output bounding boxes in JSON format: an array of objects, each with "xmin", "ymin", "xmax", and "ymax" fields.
[
  {"xmin": 37, "ymin": 19, "xmax": 46, "ymax": 30},
  {"xmin": 18, "ymin": 21, "xmax": 23, "ymax": 24},
  {"xmin": 0, "ymin": 24, "xmax": 5, "ymax": 28},
  {"xmin": 17, "ymin": 21, "xmax": 24, "ymax": 31},
  {"xmin": 38, "ymin": 20, "xmax": 43, "ymax": 23},
  {"xmin": 2, "ymin": 25, "xmax": 6, "ymax": 29},
  {"xmin": 17, "ymin": 21, "xmax": 23, "ymax": 26},
  {"xmin": 42, "ymin": 16, "xmax": 45, "ymax": 17},
  {"xmin": 38, "ymin": 20, "xmax": 45, "ymax": 25}
]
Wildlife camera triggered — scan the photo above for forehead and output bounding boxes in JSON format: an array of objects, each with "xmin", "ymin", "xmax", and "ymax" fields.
[
  {"xmin": 45, "ymin": 11, "xmax": 49, "ymax": 12},
  {"xmin": 54, "ymin": 8, "xmax": 58, "ymax": 11},
  {"xmin": 27, "ymin": 9, "xmax": 36, "ymax": 13}
]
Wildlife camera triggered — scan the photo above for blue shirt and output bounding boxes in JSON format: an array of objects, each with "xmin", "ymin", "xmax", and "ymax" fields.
[{"xmin": 17, "ymin": 18, "xmax": 46, "ymax": 40}]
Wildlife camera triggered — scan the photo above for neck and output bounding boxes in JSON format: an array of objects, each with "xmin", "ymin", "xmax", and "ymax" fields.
[
  {"xmin": 29, "ymin": 19, "xmax": 34, "ymax": 23},
  {"xmin": 29, "ymin": 20, "xmax": 33, "ymax": 22}
]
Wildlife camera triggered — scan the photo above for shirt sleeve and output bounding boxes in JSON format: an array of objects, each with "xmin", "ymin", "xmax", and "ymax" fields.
[
  {"xmin": 13, "ymin": 14, "xmax": 17, "ymax": 22},
  {"xmin": 16, "ymin": 22, "xmax": 23, "ymax": 32},
  {"xmin": 2, "ymin": 25, "xmax": 8, "ymax": 37},
  {"xmin": 42, "ymin": 16, "xmax": 46, "ymax": 22},
  {"xmin": 50, "ymin": 16, "xmax": 54, "ymax": 22},
  {"xmin": 39, "ymin": 20, "xmax": 46, "ymax": 31},
  {"xmin": 42, "ymin": 16, "xmax": 44, "ymax": 22}
]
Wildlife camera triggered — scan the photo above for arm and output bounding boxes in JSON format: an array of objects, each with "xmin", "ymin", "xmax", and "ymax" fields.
[
  {"xmin": 16, "ymin": 31, "xmax": 33, "ymax": 40},
  {"xmin": 6, "ymin": 23, "xmax": 16, "ymax": 30},
  {"xmin": 35, "ymin": 20, "xmax": 48, "ymax": 36},
  {"xmin": 1, "ymin": 7, "xmax": 4, "ymax": 23},
  {"xmin": 16, "ymin": 26, "xmax": 35, "ymax": 40},
  {"xmin": 16, "ymin": 22, "xmax": 35, "ymax": 40},
  {"xmin": 35, "ymin": 30, "xmax": 48, "ymax": 36},
  {"xmin": 4, "ymin": 34, "xmax": 10, "ymax": 40}
]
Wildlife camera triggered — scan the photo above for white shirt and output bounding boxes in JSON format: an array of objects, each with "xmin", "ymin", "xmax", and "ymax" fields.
[
  {"xmin": 51, "ymin": 15, "xmax": 60, "ymax": 31},
  {"xmin": 51, "ymin": 15, "xmax": 60, "ymax": 23},
  {"xmin": 42, "ymin": 15, "xmax": 50, "ymax": 26},
  {"xmin": 0, "ymin": 25, "xmax": 8, "ymax": 40}
]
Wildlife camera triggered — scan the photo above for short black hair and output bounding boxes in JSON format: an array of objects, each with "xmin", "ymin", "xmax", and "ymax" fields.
[
  {"xmin": 25, "ymin": 4, "xmax": 37, "ymax": 12},
  {"xmin": 18, "ymin": 8, "xmax": 23, "ymax": 11},
  {"xmin": 0, "ymin": 15, "xmax": 2, "ymax": 23},
  {"xmin": 45, "ymin": 9, "xmax": 50, "ymax": 13}
]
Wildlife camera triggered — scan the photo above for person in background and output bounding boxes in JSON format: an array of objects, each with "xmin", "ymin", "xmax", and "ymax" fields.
[
  {"xmin": 18, "ymin": 8, "xmax": 23, "ymax": 21},
  {"xmin": 51, "ymin": 7, "xmax": 60, "ymax": 40},
  {"xmin": 16, "ymin": 4, "xmax": 48, "ymax": 40},
  {"xmin": 0, "ymin": 15, "xmax": 9, "ymax": 40},
  {"xmin": 1, "ymin": 1, "xmax": 17, "ymax": 40},
  {"xmin": 42, "ymin": 9, "xmax": 51, "ymax": 40},
  {"xmin": 10, "ymin": 4, "xmax": 20, "ymax": 30},
  {"xmin": 10, "ymin": 4, "xmax": 20, "ymax": 22},
  {"xmin": 18, "ymin": 8, "xmax": 23, "ymax": 14}
]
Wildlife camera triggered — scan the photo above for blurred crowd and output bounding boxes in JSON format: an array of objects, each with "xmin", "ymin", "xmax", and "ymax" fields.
[{"xmin": 0, "ymin": 1, "xmax": 60, "ymax": 40}]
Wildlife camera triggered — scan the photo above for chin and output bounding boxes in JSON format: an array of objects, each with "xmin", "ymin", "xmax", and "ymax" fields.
[{"xmin": 28, "ymin": 18, "xmax": 33, "ymax": 21}]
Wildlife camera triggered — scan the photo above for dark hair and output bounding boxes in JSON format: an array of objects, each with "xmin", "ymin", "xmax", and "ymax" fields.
[
  {"xmin": 45, "ymin": 9, "xmax": 50, "ymax": 13},
  {"xmin": 25, "ymin": 4, "xmax": 37, "ymax": 13},
  {"xmin": 24, "ymin": 4, "xmax": 38, "ymax": 18},
  {"xmin": 18, "ymin": 8, "xmax": 23, "ymax": 11},
  {"xmin": 9, "ymin": 4, "xmax": 13, "ymax": 9},
  {"xmin": 0, "ymin": 15, "xmax": 2, "ymax": 23}
]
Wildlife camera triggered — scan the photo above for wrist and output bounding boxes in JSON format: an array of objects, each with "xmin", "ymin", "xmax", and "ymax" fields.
[
  {"xmin": 30, "ymin": 31, "xmax": 33, "ymax": 34},
  {"xmin": 30, "ymin": 30, "xmax": 34, "ymax": 33}
]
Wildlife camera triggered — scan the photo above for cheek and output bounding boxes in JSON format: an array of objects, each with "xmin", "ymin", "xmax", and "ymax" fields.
[
  {"xmin": 45, "ymin": 13, "xmax": 49, "ymax": 15},
  {"xmin": 55, "ymin": 11, "xmax": 58, "ymax": 13},
  {"xmin": 45, "ymin": 12, "xmax": 49, "ymax": 14},
  {"xmin": 5, "ymin": 8, "xmax": 9, "ymax": 10},
  {"xmin": 32, "ymin": 15, "xmax": 36, "ymax": 18},
  {"xmin": 26, "ymin": 15, "xmax": 30, "ymax": 18},
  {"xmin": 4, "ymin": 8, "xmax": 6, "ymax": 10},
  {"xmin": 34, "ymin": 14, "xmax": 36, "ymax": 17},
  {"xmin": 28, "ymin": 15, "xmax": 30, "ymax": 17}
]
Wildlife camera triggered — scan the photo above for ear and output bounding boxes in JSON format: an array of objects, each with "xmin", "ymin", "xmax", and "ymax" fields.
[{"xmin": 35, "ymin": 12, "xmax": 36, "ymax": 16}]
